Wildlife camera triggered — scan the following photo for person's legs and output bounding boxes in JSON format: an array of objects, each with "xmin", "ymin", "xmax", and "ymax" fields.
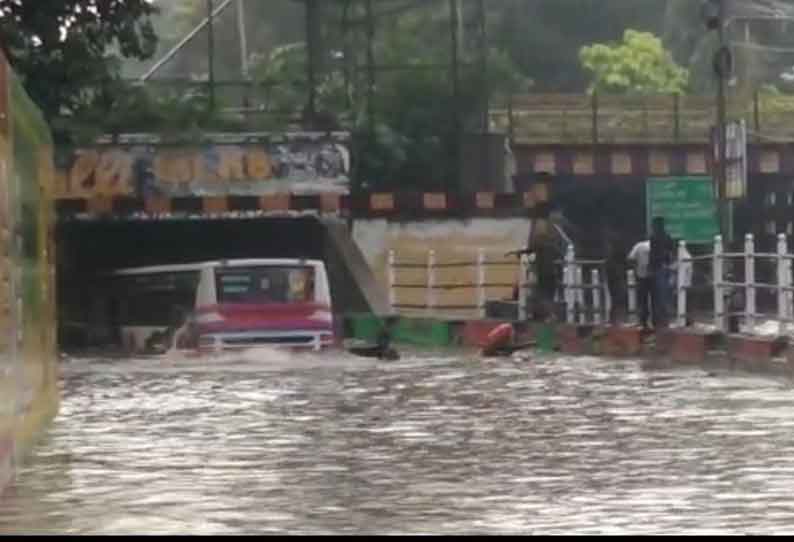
[
  {"xmin": 652, "ymin": 270, "xmax": 669, "ymax": 328},
  {"xmin": 637, "ymin": 277, "xmax": 651, "ymax": 329}
]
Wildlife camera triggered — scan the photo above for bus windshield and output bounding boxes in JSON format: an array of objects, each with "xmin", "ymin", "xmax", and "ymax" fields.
[{"xmin": 215, "ymin": 266, "xmax": 315, "ymax": 305}]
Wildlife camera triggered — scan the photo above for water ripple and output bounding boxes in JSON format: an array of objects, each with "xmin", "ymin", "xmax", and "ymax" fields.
[{"xmin": 1, "ymin": 351, "xmax": 794, "ymax": 534}]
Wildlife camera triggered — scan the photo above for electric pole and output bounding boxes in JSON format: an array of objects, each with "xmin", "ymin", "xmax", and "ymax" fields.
[
  {"xmin": 704, "ymin": 0, "xmax": 733, "ymax": 243},
  {"xmin": 450, "ymin": 0, "xmax": 461, "ymax": 193},
  {"xmin": 207, "ymin": 0, "xmax": 216, "ymax": 111}
]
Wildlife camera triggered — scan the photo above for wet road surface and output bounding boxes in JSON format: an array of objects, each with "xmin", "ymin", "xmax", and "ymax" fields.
[{"xmin": 2, "ymin": 348, "xmax": 794, "ymax": 534}]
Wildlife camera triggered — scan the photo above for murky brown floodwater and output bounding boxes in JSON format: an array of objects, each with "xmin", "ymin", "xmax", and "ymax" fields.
[{"xmin": 2, "ymin": 348, "xmax": 794, "ymax": 535}]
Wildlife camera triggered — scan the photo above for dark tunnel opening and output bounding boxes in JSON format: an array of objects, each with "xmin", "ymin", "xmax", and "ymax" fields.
[
  {"xmin": 59, "ymin": 217, "xmax": 326, "ymax": 272},
  {"xmin": 56, "ymin": 216, "xmax": 385, "ymax": 351}
]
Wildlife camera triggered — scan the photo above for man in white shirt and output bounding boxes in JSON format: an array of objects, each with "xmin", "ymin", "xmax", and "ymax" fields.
[{"xmin": 627, "ymin": 240, "xmax": 653, "ymax": 330}]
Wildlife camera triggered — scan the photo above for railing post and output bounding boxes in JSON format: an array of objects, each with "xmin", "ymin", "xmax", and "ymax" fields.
[
  {"xmin": 714, "ymin": 235, "xmax": 725, "ymax": 332},
  {"xmin": 778, "ymin": 234, "xmax": 788, "ymax": 324},
  {"xmin": 427, "ymin": 250, "xmax": 436, "ymax": 314},
  {"xmin": 387, "ymin": 249, "xmax": 396, "ymax": 312},
  {"xmin": 477, "ymin": 248, "xmax": 486, "ymax": 319},
  {"xmin": 565, "ymin": 245, "xmax": 576, "ymax": 324},
  {"xmin": 592, "ymin": 269, "xmax": 601, "ymax": 326},
  {"xmin": 627, "ymin": 269, "xmax": 637, "ymax": 326},
  {"xmin": 787, "ymin": 242, "xmax": 794, "ymax": 324},
  {"xmin": 518, "ymin": 254, "xmax": 529, "ymax": 321},
  {"xmin": 745, "ymin": 233, "xmax": 756, "ymax": 333},
  {"xmin": 576, "ymin": 265, "xmax": 585, "ymax": 325},
  {"xmin": 603, "ymin": 264, "xmax": 612, "ymax": 324},
  {"xmin": 676, "ymin": 240, "xmax": 688, "ymax": 327}
]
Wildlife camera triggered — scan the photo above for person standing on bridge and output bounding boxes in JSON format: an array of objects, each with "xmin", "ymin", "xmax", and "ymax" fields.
[
  {"xmin": 627, "ymin": 239, "xmax": 653, "ymax": 331},
  {"xmin": 628, "ymin": 217, "xmax": 675, "ymax": 331},
  {"xmin": 649, "ymin": 217, "xmax": 675, "ymax": 327}
]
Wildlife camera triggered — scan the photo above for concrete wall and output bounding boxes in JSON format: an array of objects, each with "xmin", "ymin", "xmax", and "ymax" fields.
[
  {"xmin": 0, "ymin": 54, "xmax": 59, "ymax": 494},
  {"xmin": 352, "ymin": 218, "xmax": 530, "ymax": 317}
]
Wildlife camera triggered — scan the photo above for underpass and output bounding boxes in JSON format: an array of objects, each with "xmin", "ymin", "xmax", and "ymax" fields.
[{"xmin": 56, "ymin": 213, "xmax": 389, "ymax": 351}]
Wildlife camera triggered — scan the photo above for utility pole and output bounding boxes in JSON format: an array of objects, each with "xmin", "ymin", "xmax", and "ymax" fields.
[
  {"xmin": 457, "ymin": 0, "xmax": 465, "ymax": 59},
  {"xmin": 476, "ymin": 0, "xmax": 490, "ymax": 190},
  {"xmin": 207, "ymin": 0, "xmax": 216, "ymax": 110},
  {"xmin": 305, "ymin": 0, "xmax": 319, "ymax": 129},
  {"xmin": 449, "ymin": 0, "xmax": 462, "ymax": 193},
  {"xmin": 140, "ymin": 0, "xmax": 234, "ymax": 83},
  {"xmin": 237, "ymin": 0, "xmax": 250, "ymax": 109},
  {"xmin": 341, "ymin": 0, "xmax": 352, "ymax": 110},
  {"xmin": 716, "ymin": 0, "xmax": 731, "ymax": 244},
  {"xmin": 366, "ymin": 0, "xmax": 375, "ymax": 139},
  {"xmin": 703, "ymin": 0, "xmax": 732, "ymax": 243},
  {"xmin": 237, "ymin": 0, "xmax": 249, "ymax": 80}
]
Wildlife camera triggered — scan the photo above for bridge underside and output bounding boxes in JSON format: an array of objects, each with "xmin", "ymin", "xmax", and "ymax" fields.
[{"xmin": 58, "ymin": 216, "xmax": 325, "ymax": 272}]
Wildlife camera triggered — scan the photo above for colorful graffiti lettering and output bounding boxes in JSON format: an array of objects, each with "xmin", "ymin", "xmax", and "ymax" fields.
[{"xmin": 56, "ymin": 138, "xmax": 350, "ymax": 199}]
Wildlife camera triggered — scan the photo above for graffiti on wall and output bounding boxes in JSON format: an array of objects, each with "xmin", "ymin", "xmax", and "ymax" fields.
[{"xmin": 55, "ymin": 137, "xmax": 351, "ymax": 199}]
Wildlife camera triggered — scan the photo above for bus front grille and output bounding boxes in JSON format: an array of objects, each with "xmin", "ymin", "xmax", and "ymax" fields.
[{"xmin": 221, "ymin": 336, "xmax": 316, "ymax": 346}]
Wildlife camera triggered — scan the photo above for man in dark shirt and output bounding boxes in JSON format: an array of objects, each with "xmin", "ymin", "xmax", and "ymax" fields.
[
  {"xmin": 509, "ymin": 216, "xmax": 568, "ymax": 321},
  {"xmin": 649, "ymin": 217, "xmax": 675, "ymax": 327}
]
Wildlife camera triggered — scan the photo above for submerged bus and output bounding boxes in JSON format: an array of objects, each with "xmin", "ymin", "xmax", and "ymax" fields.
[{"xmin": 107, "ymin": 259, "xmax": 337, "ymax": 354}]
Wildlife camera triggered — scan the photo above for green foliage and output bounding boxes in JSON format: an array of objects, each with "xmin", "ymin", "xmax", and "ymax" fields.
[
  {"xmin": 252, "ymin": 42, "xmax": 349, "ymax": 116},
  {"xmin": 580, "ymin": 30, "xmax": 690, "ymax": 95},
  {"xmin": 51, "ymin": 82, "xmax": 247, "ymax": 144},
  {"xmin": 0, "ymin": 0, "xmax": 159, "ymax": 121},
  {"xmin": 490, "ymin": 0, "xmax": 666, "ymax": 92}
]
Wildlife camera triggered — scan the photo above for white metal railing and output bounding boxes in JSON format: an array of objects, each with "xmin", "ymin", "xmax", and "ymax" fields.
[
  {"xmin": 560, "ymin": 244, "xmax": 611, "ymax": 325},
  {"xmin": 626, "ymin": 233, "xmax": 794, "ymax": 334},
  {"xmin": 389, "ymin": 233, "xmax": 794, "ymax": 333},
  {"xmin": 387, "ymin": 249, "xmax": 520, "ymax": 317},
  {"xmin": 387, "ymin": 245, "xmax": 610, "ymax": 323}
]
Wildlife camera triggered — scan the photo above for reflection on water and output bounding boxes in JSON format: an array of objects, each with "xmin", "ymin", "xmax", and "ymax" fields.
[{"xmin": 2, "ymin": 348, "xmax": 794, "ymax": 534}]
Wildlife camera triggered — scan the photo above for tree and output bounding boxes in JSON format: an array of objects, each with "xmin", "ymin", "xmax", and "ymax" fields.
[
  {"xmin": 0, "ymin": 0, "xmax": 159, "ymax": 121},
  {"xmin": 579, "ymin": 29, "xmax": 689, "ymax": 95},
  {"xmin": 347, "ymin": 1, "xmax": 529, "ymax": 190},
  {"xmin": 124, "ymin": 0, "xmax": 308, "ymax": 81},
  {"xmin": 490, "ymin": 0, "xmax": 668, "ymax": 92}
]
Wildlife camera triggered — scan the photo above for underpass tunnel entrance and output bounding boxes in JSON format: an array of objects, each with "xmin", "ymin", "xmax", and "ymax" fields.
[{"xmin": 56, "ymin": 216, "xmax": 383, "ymax": 351}]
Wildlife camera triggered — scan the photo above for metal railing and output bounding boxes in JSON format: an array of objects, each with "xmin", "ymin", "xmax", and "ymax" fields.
[
  {"xmin": 490, "ymin": 92, "xmax": 794, "ymax": 144},
  {"xmin": 386, "ymin": 246, "xmax": 611, "ymax": 323},
  {"xmin": 626, "ymin": 233, "xmax": 794, "ymax": 335},
  {"xmin": 388, "ymin": 233, "xmax": 794, "ymax": 335},
  {"xmin": 387, "ymin": 249, "xmax": 518, "ymax": 318}
]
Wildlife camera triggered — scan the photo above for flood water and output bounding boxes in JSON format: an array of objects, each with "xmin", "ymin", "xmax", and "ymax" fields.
[{"xmin": 2, "ymin": 348, "xmax": 794, "ymax": 535}]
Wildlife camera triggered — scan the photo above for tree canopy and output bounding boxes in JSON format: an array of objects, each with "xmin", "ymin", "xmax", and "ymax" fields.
[
  {"xmin": 9, "ymin": 0, "xmax": 794, "ymax": 185},
  {"xmin": 0, "ymin": 0, "xmax": 159, "ymax": 120},
  {"xmin": 579, "ymin": 30, "xmax": 690, "ymax": 95}
]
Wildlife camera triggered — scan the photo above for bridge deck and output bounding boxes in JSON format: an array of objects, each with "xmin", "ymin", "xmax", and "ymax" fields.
[{"xmin": 491, "ymin": 93, "xmax": 794, "ymax": 145}]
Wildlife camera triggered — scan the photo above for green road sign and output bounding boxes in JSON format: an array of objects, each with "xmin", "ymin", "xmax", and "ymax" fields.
[{"xmin": 646, "ymin": 176, "xmax": 719, "ymax": 244}]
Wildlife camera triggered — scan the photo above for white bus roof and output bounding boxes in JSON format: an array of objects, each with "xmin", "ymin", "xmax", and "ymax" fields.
[{"xmin": 112, "ymin": 259, "xmax": 325, "ymax": 276}]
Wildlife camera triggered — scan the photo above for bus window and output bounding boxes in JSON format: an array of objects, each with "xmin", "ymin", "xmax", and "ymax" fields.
[
  {"xmin": 117, "ymin": 271, "xmax": 200, "ymax": 327},
  {"xmin": 216, "ymin": 266, "xmax": 315, "ymax": 304}
]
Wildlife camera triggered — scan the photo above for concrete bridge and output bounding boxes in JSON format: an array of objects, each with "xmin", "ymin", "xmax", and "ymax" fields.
[{"xmin": 51, "ymin": 105, "xmax": 794, "ymax": 341}]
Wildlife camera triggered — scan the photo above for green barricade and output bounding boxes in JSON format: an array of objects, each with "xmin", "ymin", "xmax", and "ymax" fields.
[
  {"xmin": 346, "ymin": 314, "xmax": 452, "ymax": 347},
  {"xmin": 533, "ymin": 323, "xmax": 557, "ymax": 353},
  {"xmin": 393, "ymin": 318, "xmax": 452, "ymax": 347},
  {"xmin": 348, "ymin": 314, "xmax": 382, "ymax": 342}
]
